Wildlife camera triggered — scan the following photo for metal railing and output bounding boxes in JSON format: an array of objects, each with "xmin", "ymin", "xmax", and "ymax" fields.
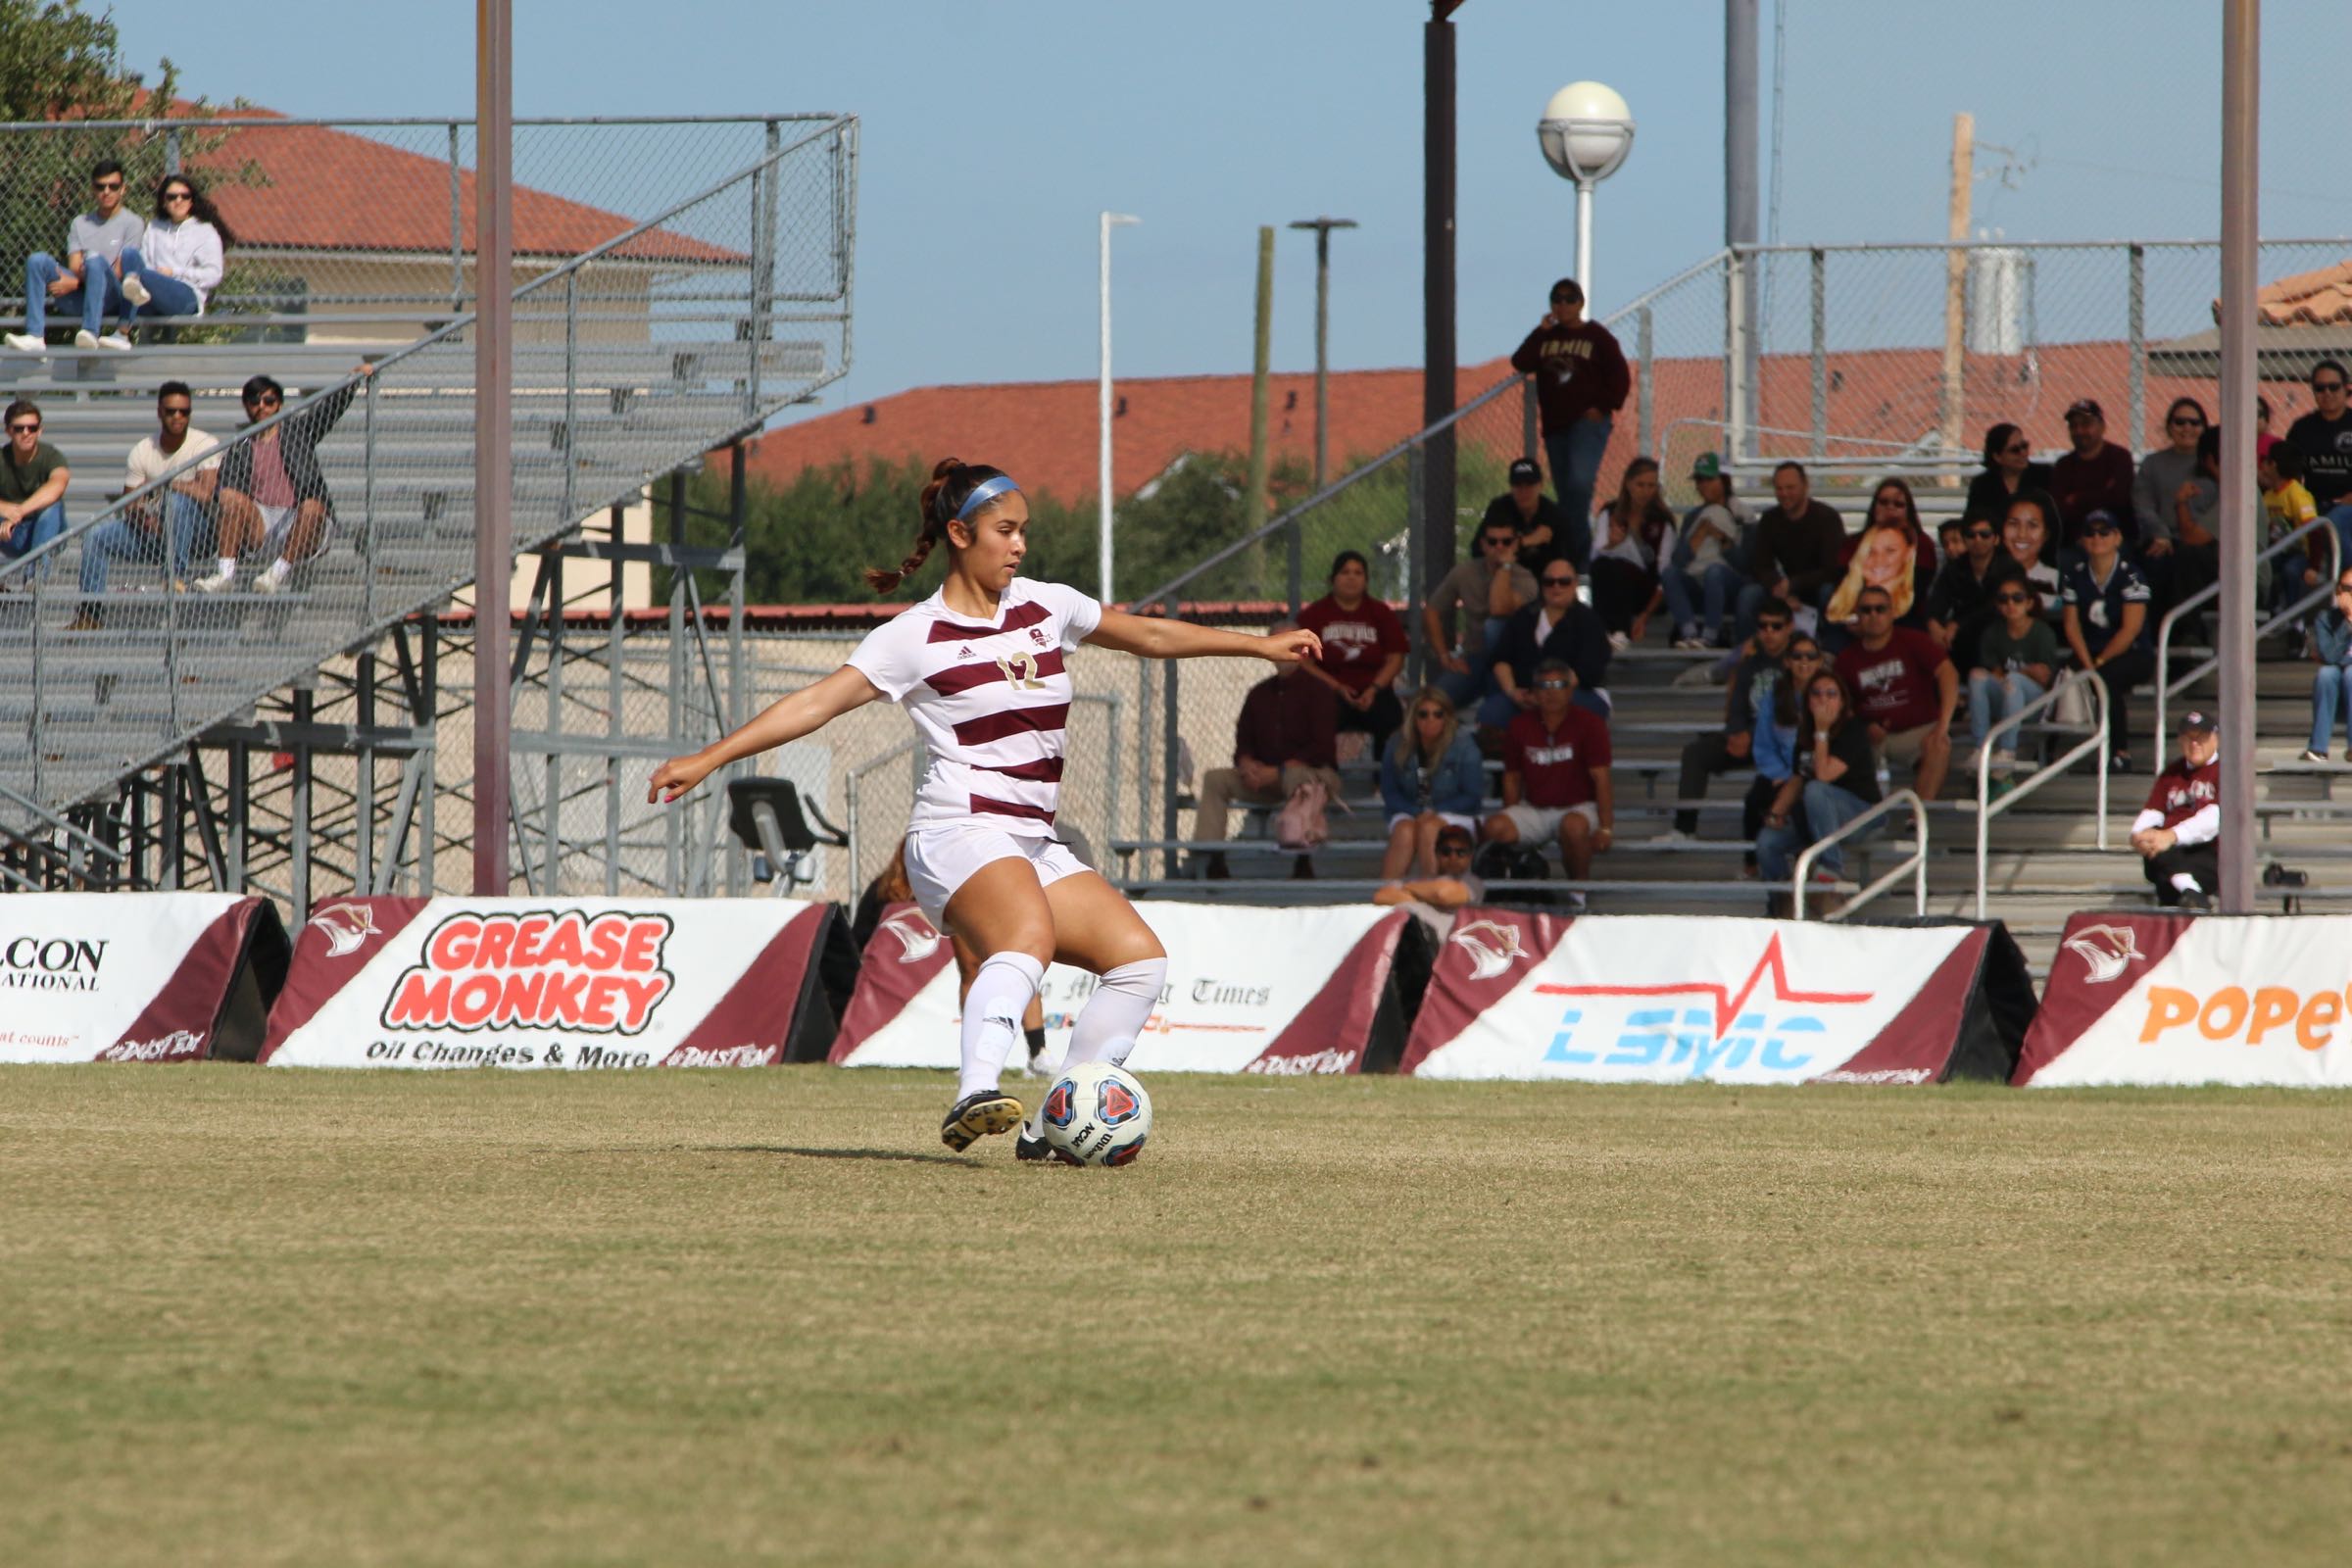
[
  {"xmin": 1791, "ymin": 788, "xmax": 1928, "ymax": 922},
  {"xmin": 2151, "ymin": 514, "xmax": 2343, "ymax": 761},
  {"xmin": 1973, "ymin": 669, "xmax": 2111, "ymax": 920}
]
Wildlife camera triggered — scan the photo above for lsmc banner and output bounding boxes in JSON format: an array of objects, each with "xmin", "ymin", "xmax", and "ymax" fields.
[
  {"xmin": 261, "ymin": 896, "xmax": 843, "ymax": 1068},
  {"xmin": 1401, "ymin": 911, "xmax": 2028, "ymax": 1084},
  {"xmin": 0, "ymin": 894, "xmax": 287, "ymax": 1063},
  {"xmin": 2018, "ymin": 912, "xmax": 2352, "ymax": 1087},
  {"xmin": 830, "ymin": 902, "xmax": 1413, "ymax": 1074}
]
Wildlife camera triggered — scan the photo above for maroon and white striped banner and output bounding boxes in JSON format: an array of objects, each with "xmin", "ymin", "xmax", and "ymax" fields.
[{"xmin": 0, "ymin": 893, "xmax": 287, "ymax": 1062}]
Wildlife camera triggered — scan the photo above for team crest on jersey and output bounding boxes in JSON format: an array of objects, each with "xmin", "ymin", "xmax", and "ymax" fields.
[
  {"xmin": 1096, "ymin": 1078, "xmax": 1142, "ymax": 1125},
  {"xmin": 1029, "ymin": 627, "xmax": 1048, "ymax": 647},
  {"xmin": 1043, "ymin": 1080, "xmax": 1077, "ymax": 1128}
]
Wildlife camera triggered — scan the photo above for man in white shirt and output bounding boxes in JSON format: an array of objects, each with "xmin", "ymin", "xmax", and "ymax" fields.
[{"xmin": 70, "ymin": 381, "xmax": 220, "ymax": 629}]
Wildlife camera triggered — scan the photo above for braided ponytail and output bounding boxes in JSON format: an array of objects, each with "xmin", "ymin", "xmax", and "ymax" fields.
[{"xmin": 864, "ymin": 457, "xmax": 1011, "ymax": 595}]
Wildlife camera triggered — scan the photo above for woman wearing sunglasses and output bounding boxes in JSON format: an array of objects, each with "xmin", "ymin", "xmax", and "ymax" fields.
[
  {"xmin": 1963, "ymin": 422, "xmax": 2057, "ymax": 532},
  {"xmin": 1967, "ymin": 583, "xmax": 2061, "ymax": 790},
  {"xmin": 1741, "ymin": 634, "xmax": 1821, "ymax": 876},
  {"xmin": 121, "ymin": 174, "xmax": 232, "ymax": 329},
  {"xmin": 1755, "ymin": 668, "xmax": 1879, "ymax": 915},
  {"xmin": 1377, "ymin": 686, "xmax": 1485, "ymax": 881}
]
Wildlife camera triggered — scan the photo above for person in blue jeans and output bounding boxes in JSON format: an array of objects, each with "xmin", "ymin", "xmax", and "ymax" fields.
[
  {"xmin": 1510, "ymin": 277, "xmax": 1627, "ymax": 545},
  {"xmin": 70, "ymin": 382, "xmax": 223, "ymax": 629},
  {"xmin": 5, "ymin": 160, "xmax": 145, "ymax": 354},
  {"xmin": 1756, "ymin": 667, "xmax": 1881, "ymax": 914},
  {"xmin": 0, "ymin": 399, "xmax": 71, "ymax": 582},
  {"xmin": 1424, "ymin": 518, "xmax": 1536, "ymax": 723},
  {"xmin": 2301, "ymin": 570, "xmax": 2352, "ymax": 763},
  {"xmin": 1377, "ymin": 685, "xmax": 1488, "ymax": 881}
]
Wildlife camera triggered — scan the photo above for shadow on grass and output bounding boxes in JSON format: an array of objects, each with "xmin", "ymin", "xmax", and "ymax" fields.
[{"xmin": 697, "ymin": 1144, "xmax": 979, "ymax": 1167}]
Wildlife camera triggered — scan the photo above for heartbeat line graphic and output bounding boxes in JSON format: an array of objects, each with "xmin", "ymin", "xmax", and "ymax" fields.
[{"xmin": 1535, "ymin": 931, "xmax": 1874, "ymax": 1038}]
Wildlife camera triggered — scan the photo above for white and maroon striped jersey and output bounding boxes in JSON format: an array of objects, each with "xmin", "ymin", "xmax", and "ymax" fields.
[{"xmin": 847, "ymin": 579, "xmax": 1103, "ymax": 834}]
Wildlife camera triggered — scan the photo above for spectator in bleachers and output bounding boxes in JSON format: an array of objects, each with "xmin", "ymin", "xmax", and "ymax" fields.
[
  {"xmin": 5, "ymin": 161, "xmax": 143, "ymax": 355},
  {"xmin": 120, "ymin": 174, "xmax": 230, "ymax": 330},
  {"xmin": 2061, "ymin": 511, "xmax": 2155, "ymax": 772},
  {"xmin": 2300, "ymin": 569, "xmax": 2352, "ymax": 764},
  {"xmin": 1963, "ymin": 422, "xmax": 2057, "ymax": 530},
  {"xmin": 2131, "ymin": 708, "xmax": 2221, "ymax": 910},
  {"xmin": 1936, "ymin": 517, "xmax": 1968, "ymax": 570},
  {"xmin": 1748, "ymin": 634, "xmax": 1820, "ymax": 857},
  {"xmin": 1377, "ymin": 686, "xmax": 1486, "ymax": 881},
  {"xmin": 2256, "ymin": 396, "xmax": 2278, "ymax": 463},
  {"xmin": 2167, "ymin": 429, "xmax": 2223, "ymax": 617},
  {"xmin": 198, "ymin": 365, "xmax": 375, "ymax": 594},
  {"xmin": 1481, "ymin": 659, "xmax": 1612, "ymax": 912},
  {"xmin": 1834, "ymin": 584, "xmax": 1957, "ymax": 803},
  {"xmin": 1966, "ymin": 581, "xmax": 2060, "ymax": 791},
  {"xmin": 1192, "ymin": 627, "xmax": 1344, "ymax": 880},
  {"xmin": 1372, "ymin": 822, "xmax": 1485, "ymax": 930},
  {"xmin": 1510, "ymin": 277, "xmax": 1628, "ymax": 542},
  {"xmin": 2262, "ymin": 444, "xmax": 2325, "ymax": 620},
  {"xmin": 1736, "ymin": 461, "xmax": 1845, "ymax": 642},
  {"xmin": 1494, "ymin": 556, "xmax": 1611, "ymax": 718},
  {"xmin": 0, "ymin": 400, "xmax": 70, "ymax": 578},
  {"xmin": 1926, "ymin": 512, "xmax": 2024, "ymax": 671},
  {"xmin": 2287, "ymin": 361, "xmax": 2352, "ymax": 566},
  {"xmin": 69, "ymin": 381, "xmax": 222, "ymax": 630},
  {"xmin": 1660, "ymin": 600, "xmax": 1795, "ymax": 854},
  {"xmin": 1661, "ymin": 483, "xmax": 1742, "ymax": 650},
  {"xmin": 2051, "ymin": 399, "xmax": 2134, "ymax": 549},
  {"xmin": 1756, "ymin": 666, "xmax": 1880, "ymax": 915},
  {"xmin": 1298, "ymin": 549, "xmax": 1407, "ymax": 764},
  {"xmin": 2132, "ymin": 397, "xmax": 2208, "ymax": 590},
  {"xmin": 1826, "ymin": 480, "xmax": 1935, "ymax": 640},
  {"xmin": 1590, "ymin": 457, "xmax": 1675, "ymax": 650},
  {"xmin": 1479, "ymin": 456, "xmax": 1582, "ymax": 574},
  {"xmin": 1425, "ymin": 514, "xmax": 1535, "ymax": 720},
  {"xmin": 2001, "ymin": 492, "xmax": 2064, "ymax": 624}
]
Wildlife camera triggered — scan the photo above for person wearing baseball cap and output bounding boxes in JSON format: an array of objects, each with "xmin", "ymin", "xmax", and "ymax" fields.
[
  {"xmin": 1478, "ymin": 453, "xmax": 1582, "ymax": 576},
  {"xmin": 2052, "ymin": 397, "xmax": 2135, "ymax": 547},
  {"xmin": 2060, "ymin": 508, "xmax": 2155, "ymax": 771},
  {"xmin": 2131, "ymin": 708, "xmax": 2221, "ymax": 910},
  {"xmin": 1510, "ymin": 278, "xmax": 1629, "ymax": 554}
]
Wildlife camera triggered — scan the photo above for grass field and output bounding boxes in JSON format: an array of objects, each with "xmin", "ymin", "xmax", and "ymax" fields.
[{"xmin": 4, "ymin": 1066, "xmax": 2349, "ymax": 1567}]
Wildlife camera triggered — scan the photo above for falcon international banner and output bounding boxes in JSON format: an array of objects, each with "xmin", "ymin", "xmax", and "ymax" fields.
[{"xmin": 0, "ymin": 894, "xmax": 288, "ymax": 1063}]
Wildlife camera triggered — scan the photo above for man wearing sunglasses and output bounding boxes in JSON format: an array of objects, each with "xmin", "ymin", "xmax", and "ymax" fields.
[
  {"xmin": 1834, "ymin": 585, "xmax": 1958, "ymax": 803},
  {"xmin": 70, "ymin": 382, "xmax": 221, "ymax": 629},
  {"xmin": 0, "ymin": 401, "xmax": 71, "ymax": 579},
  {"xmin": 198, "ymin": 365, "xmax": 374, "ymax": 593},
  {"xmin": 1424, "ymin": 517, "xmax": 1536, "ymax": 721},
  {"xmin": 6, "ymin": 161, "xmax": 145, "ymax": 355},
  {"xmin": 2286, "ymin": 361, "xmax": 2352, "ymax": 570},
  {"xmin": 1492, "ymin": 559, "xmax": 1611, "ymax": 721},
  {"xmin": 1924, "ymin": 514, "xmax": 2025, "ymax": 670}
]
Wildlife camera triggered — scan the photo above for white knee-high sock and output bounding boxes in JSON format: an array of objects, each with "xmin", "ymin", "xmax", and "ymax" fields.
[
  {"xmin": 1062, "ymin": 957, "xmax": 1166, "ymax": 1070},
  {"xmin": 958, "ymin": 952, "xmax": 1045, "ymax": 1098}
]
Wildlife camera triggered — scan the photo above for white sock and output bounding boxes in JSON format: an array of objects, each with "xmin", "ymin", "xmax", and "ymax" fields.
[
  {"xmin": 266, "ymin": 558, "xmax": 292, "ymax": 583},
  {"xmin": 2171, "ymin": 873, "xmax": 2199, "ymax": 894},
  {"xmin": 215, "ymin": 558, "xmax": 236, "ymax": 579},
  {"xmin": 1061, "ymin": 957, "xmax": 1166, "ymax": 1069},
  {"xmin": 957, "ymin": 952, "xmax": 1044, "ymax": 1099}
]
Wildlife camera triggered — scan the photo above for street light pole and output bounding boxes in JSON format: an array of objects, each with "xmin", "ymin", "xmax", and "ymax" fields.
[
  {"xmin": 1538, "ymin": 82, "xmax": 1637, "ymax": 305},
  {"xmin": 1288, "ymin": 218, "xmax": 1357, "ymax": 491},
  {"xmin": 2218, "ymin": 0, "xmax": 2258, "ymax": 910},
  {"xmin": 1099, "ymin": 211, "xmax": 1140, "ymax": 605}
]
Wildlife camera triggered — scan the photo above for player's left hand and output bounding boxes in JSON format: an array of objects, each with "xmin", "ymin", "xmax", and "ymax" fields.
[{"xmin": 1262, "ymin": 627, "xmax": 1322, "ymax": 664}]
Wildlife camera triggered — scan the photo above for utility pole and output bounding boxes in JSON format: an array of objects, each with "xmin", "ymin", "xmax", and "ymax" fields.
[
  {"xmin": 1939, "ymin": 111, "xmax": 1974, "ymax": 463},
  {"xmin": 1244, "ymin": 225, "xmax": 1274, "ymax": 597},
  {"xmin": 2218, "ymin": 1, "xmax": 2258, "ymax": 910},
  {"xmin": 1725, "ymin": 0, "xmax": 1759, "ymax": 459},
  {"xmin": 1422, "ymin": 2, "xmax": 1463, "ymax": 622},
  {"xmin": 471, "ymin": 0, "xmax": 513, "ymax": 896},
  {"xmin": 1288, "ymin": 217, "xmax": 1356, "ymax": 491}
]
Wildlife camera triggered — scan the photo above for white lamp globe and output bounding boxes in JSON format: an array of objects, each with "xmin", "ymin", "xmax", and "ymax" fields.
[{"xmin": 1538, "ymin": 81, "xmax": 1636, "ymax": 184}]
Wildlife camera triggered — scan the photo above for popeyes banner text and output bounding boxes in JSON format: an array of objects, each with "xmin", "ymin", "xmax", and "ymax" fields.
[
  {"xmin": 0, "ymin": 894, "xmax": 289, "ymax": 1063},
  {"xmin": 2018, "ymin": 912, "xmax": 2352, "ymax": 1087},
  {"xmin": 1402, "ymin": 911, "xmax": 2032, "ymax": 1084},
  {"xmin": 261, "ymin": 896, "xmax": 842, "ymax": 1069},
  {"xmin": 829, "ymin": 902, "xmax": 1414, "ymax": 1074}
]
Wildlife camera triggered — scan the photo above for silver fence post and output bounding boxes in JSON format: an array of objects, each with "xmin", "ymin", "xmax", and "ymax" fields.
[
  {"xmin": 447, "ymin": 122, "xmax": 465, "ymax": 312},
  {"xmin": 362, "ymin": 374, "xmax": 376, "ymax": 627},
  {"xmin": 748, "ymin": 119, "xmax": 781, "ymax": 419},
  {"xmin": 2127, "ymin": 243, "xmax": 2148, "ymax": 454},
  {"xmin": 1809, "ymin": 248, "xmax": 1828, "ymax": 459},
  {"xmin": 1637, "ymin": 307, "xmax": 1654, "ymax": 462},
  {"xmin": 1136, "ymin": 658, "xmax": 1152, "ymax": 851},
  {"xmin": 1160, "ymin": 597, "xmax": 1182, "ymax": 875},
  {"xmin": 1521, "ymin": 376, "xmax": 1539, "ymax": 463},
  {"xmin": 1725, "ymin": 251, "xmax": 1749, "ymax": 463}
]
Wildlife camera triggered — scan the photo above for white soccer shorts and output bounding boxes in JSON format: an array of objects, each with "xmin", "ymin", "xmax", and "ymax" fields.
[{"xmin": 903, "ymin": 825, "xmax": 1093, "ymax": 929}]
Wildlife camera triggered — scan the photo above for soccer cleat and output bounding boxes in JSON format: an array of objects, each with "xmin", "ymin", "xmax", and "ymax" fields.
[
  {"xmin": 1013, "ymin": 1127, "xmax": 1060, "ymax": 1162},
  {"xmin": 939, "ymin": 1088, "xmax": 1024, "ymax": 1152},
  {"xmin": 3, "ymin": 332, "xmax": 44, "ymax": 355},
  {"xmin": 120, "ymin": 274, "xmax": 152, "ymax": 307}
]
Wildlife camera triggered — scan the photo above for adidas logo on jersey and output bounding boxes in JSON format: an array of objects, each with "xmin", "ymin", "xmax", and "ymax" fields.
[{"xmin": 957, "ymin": 645, "xmax": 974, "ymax": 659}]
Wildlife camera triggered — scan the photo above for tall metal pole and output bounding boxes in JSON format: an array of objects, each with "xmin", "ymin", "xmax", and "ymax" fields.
[
  {"xmin": 1098, "ymin": 211, "xmax": 1138, "ymax": 604},
  {"xmin": 1575, "ymin": 179, "xmax": 1594, "ymax": 302},
  {"xmin": 1726, "ymin": 0, "xmax": 1760, "ymax": 456},
  {"xmin": 2218, "ymin": 0, "xmax": 2259, "ymax": 911},
  {"xmin": 1421, "ymin": 3, "xmax": 1461, "ymax": 609},
  {"xmin": 471, "ymin": 0, "xmax": 513, "ymax": 895},
  {"xmin": 1289, "ymin": 217, "xmax": 1357, "ymax": 491}
]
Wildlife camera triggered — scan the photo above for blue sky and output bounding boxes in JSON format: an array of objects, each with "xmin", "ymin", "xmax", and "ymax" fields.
[{"xmin": 108, "ymin": 1, "xmax": 2351, "ymax": 425}]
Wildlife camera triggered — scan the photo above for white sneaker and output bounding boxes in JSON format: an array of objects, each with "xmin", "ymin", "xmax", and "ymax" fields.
[
  {"xmin": 120, "ymin": 275, "xmax": 151, "ymax": 307},
  {"xmin": 192, "ymin": 569, "xmax": 236, "ymax": 593},
  {"xmin": 255, "ymin": 568, "xmax": 288, "ymax": 595},
  {"xmin": 95, "ymin": 331, "xmax": 132, "ymax": 351},
  {"xmin": 1648, "ymin": 827, "xmax": 1694, "ymax": 846},
  {"xmin": 3, "ymin": 332, "xmax": 43, "ymax": 355},
  {"xmin": 2298, "ymin": 748, "xmax": 2328, "ymax": 764},
  {"xmin": 1606, "ymin": 630, "xmax": 1632, "ymax": 652},
  {"xmin": 73, "ymin": 329, "xmax": 99, "ymax": 349}
]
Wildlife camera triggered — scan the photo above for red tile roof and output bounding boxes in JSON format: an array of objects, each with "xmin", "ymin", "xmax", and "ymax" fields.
[{"xmin": 2240, "ymin": 259, "xmax": 2352, "ymax": 326}]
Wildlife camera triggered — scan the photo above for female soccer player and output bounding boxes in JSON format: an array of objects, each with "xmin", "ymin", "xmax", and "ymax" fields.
[{"xmin": 648, "ymin": 458, "xmax": 1318, "ymax": 1153}]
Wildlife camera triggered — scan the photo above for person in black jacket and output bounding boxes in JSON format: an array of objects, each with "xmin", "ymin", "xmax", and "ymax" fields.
[
  {"xmin": 1492, "ymin": 557, "xmax": 1612, "ymax": 717},
  {"xmin": 196, "ymin": 364, "xmax": 374, "ymax": 593},
  {"xmin": 1962, "ymin": 421, "xmax": 2059, "ymax": 531}
]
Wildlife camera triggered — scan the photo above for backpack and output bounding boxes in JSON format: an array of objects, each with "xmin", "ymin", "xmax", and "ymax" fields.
[{"xmin": 1273, "ymin": 775, "xmax": 1333, "ymax": 850}]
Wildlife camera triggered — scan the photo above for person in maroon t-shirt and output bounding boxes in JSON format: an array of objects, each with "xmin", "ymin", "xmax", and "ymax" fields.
[
  {"xmin": 1833, "ymin": 585, "xmax": 1958, "ymax": 801},
  {"xmin": 2049, "ymin": 398, "xmax": 2136, "ymax": 545},
  {"xmin": 2131, "ymin": 708, "xmax": 2222, "ymax": 909},
  {"xmin": 1510, "ymin": 277, "xmax": 1629, "ymax": 554},
  {"xmin": 1296, "ymin": 549, "xmax": 1407, "ymax": 762},
  {"xmin": 1479, "ymin": 660, "xmax": 1612, "ymax": 909}
]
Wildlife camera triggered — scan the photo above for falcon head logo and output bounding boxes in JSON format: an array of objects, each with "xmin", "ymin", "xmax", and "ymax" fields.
[
  {"xmin": 308, "ymin": 901, "xmax": 381, "ymax": 958},
  {"xmin": 878, "ymin": 907, "xmax": 942, "ymax": 963},
  {"xmin": 2062, "ymin": 922, "xmax": 2144, "ymax": 985},
  {"xmin": 1447, "ymin": 918, "xmax": 1529, "ymax": 982}
]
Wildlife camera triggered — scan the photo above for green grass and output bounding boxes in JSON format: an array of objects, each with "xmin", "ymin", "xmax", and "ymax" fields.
[{"xmin": 3, "ymin": 1067, "xmax": 2348, "ymax": 1567}]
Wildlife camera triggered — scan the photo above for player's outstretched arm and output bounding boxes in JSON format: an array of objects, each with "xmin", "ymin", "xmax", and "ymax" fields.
[
  {"xmin": 1085, "ymin": 608, "xmax": 1321, "ymax": 664},
  {"xmin": 648, "ymin": 664, "xmax": 883, "ymax": 804}
]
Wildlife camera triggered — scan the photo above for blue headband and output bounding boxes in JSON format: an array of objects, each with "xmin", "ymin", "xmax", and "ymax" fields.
[{"xmin": 953, "ymin": 474, "xmax": 1019, "ymax": 522}]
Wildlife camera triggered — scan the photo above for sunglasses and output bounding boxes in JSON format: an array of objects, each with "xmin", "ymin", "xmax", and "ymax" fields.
[
  {"xmin": 2002, "ymin": 442, "xmax": 2032, "ymax": 455},
  {"xmin": 1756, "ymin": 618, "xmax": 1791, "ymax": 631},
  {"xmin": 93, "ymin": 178, "xmax": 122, "ymax": 191},
  {"xmin": 161, "ymin": 189, "xmax": 193, "ymax": 204},
  {"xmin": 159, "ymin": 406, "xmax": 192, "ymax": 417},
  {"xmin": 1994, "ymin": 592, "xmax": 2031, "ymax": 605},
  {"xmin": 1808, "ymin": 688, "xmax": 1843, "ymax": 702},
  {"xmin": 1855, "ymin": 604, "xmax": 1891, "ymax": 615},
  {"xmin": 1787, "ymin": 650, "xmax": 1821, "ymax": 662},
  {"xmin": 245, "ymin": 395, "xmax": 282, "ymax": 408},
  {"xmin": 1541, "ymin": 575, "xmax": 1576, "ymax": 587},
  {"xmin": 2316, "ymin": 381, "xmax": 2347, "ymax": 393},
  {"xmin": 1483, "ymin": 534, "xmax": 1515, "ymax": 548},
  {"xmin": 7, "ymin": 421, "xmax": 38, "ymax": 434},
  {"xmin": 1967, "ymin": 528, "xmax": 1996, "ymax": 540},
  {"xmin": 2169, "ymin": 416, "xmax": 2205, "ymax": 427},
  {"xmin": 1534, "ymin": 679, "xmax": 1571, "ymax": 690},
  {"xmin": 1549, "ymin": 295, "xmax": 1575, "ymax": 305},
  {"xmin": 1414, "ymin": 708, "xmax": 1447, "ymax": 719}
]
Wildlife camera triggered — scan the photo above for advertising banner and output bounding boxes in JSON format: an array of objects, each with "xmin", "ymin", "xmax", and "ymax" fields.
[
  {"xmin": 1401, "ymin": 911, "xmax": 2030, "ymax": 1084},
  {"xmin": 829, "ymin": 902, "xmax": 1414, "ymax": 1074},
  {"xmin": 2018, "ymin": 912, "xmax": 2352, "ymax": 1087},
  {"xmin": 260, "ymin": 896, "xmax": 847, "ymax": 1068},
  {"xmin": 0, "ymin": 894, "xmax": 289, "ymax": 1063}
]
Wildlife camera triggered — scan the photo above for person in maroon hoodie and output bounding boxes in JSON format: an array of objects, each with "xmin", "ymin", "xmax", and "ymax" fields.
[
  {"xmin": 1510, "ymin": 278, "xmax": 1629, "ymax": 554},
  {"xmin": 2131, "ymin": 709, "xmax": 2221, "ymax": 909},
  {"xmin": 2050, "ymin": 398, "xmax": 2135, "ymax": 548}
]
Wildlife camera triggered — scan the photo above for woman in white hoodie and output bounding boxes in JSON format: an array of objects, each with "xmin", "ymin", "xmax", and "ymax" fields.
[{"xmin": 121, "ymin": 173, "xmax": 229, "ymax": 326}]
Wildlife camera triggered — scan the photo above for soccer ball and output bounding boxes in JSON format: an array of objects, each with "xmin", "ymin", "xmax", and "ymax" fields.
[{"xmin": 1038, "ymin": 1061, "xmax": 1152, "ymax": 1167}]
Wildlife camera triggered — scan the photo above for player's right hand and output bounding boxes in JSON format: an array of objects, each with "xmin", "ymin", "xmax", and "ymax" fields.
[{"xmin": 647, "ymin": 751, "xmax": 714, "ymax": 805}]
